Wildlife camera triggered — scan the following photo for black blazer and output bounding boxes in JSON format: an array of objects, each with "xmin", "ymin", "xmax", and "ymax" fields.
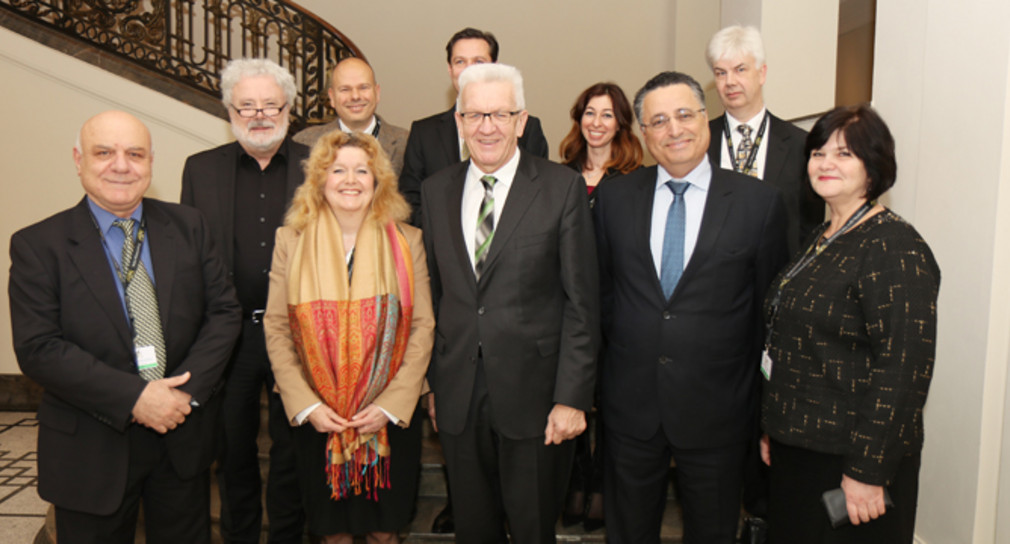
[
  {"xmin": 9, "ymin": 198, "xmax": 241, "ymax": 515},
  {"xmin": 593, "ymin": 164, "xmax": 788, "ymax": 449},
  {"xmin": 421, "ymin": 151, "xmax": 599, "ymax": 440},
  {"xmin": 708, "ymin": 113, "xmax": 824, "ymax": 255},
  {"xmin": 400, "ymin": 106, "xmax": 550, "ymax": 227},
  {"xmin": 180, "ymin": 139, "xmax": 310, "ymax": 272}
]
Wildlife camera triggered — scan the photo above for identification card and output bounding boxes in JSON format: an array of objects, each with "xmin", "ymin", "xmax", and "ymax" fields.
[
  {"xmin": 136, "ymin": 345, "xmax": 158, "ymax": 370},
  {"xmin": 760, "ymin": 350, "xmax": 773, "ymax": 380}
]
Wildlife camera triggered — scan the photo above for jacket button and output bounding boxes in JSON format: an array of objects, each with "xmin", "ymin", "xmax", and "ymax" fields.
[
  {"xmin": 662, "ymin": 311, "xmax": 671, "ymax": 320},
  {"xmin": 658, "ymin": 356, "xmax": 671, "ymax": 365},
  {"xmin": 477, "ymin": 306, "xmax": 485, "ymax": 315}
]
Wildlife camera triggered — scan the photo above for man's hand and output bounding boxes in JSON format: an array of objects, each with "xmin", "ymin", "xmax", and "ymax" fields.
[
  {"xmin": 349, "ymin": 404, "xmax": 390, "ymax": 435},
  {"xmin": 305, "ymin": 404, "xmax": 351, "ymax": 433},
  {"xmin": 426, "ymin": 393, "xmax": 438, "ymax": 433},
  {"xmin": 841, "ymin": 474, "xmax": 886, "ymax": 525},
  {"xmin": 131, "ymin": 372, "xmax": 193, "ymax": 434},
  {"xmin": 544, "ymin": 403, "xmax": 586, "ymax": 445}
]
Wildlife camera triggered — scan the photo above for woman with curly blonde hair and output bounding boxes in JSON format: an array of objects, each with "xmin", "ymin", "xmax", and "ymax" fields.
[{"xmin": 265, "ymin": 131, "xmax": 434, "ymax": 544}]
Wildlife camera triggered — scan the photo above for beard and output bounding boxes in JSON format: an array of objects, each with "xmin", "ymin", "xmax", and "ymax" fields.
[{"xmin": 232, "ymin": 115, "xmax": 289, "ymax": 153}]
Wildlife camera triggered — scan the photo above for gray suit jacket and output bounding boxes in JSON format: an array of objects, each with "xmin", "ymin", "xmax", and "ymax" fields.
[
  {"xmin": 421, "ymin": 151, "xmax": 600, "ymax": 439},
  {"xmin": 293, "ymin": 114, "xmax": 409, "ymax": 177}
]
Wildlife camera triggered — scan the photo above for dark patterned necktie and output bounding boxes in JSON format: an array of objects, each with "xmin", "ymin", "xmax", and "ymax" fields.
[
  {"xmin": 736, "ymin": 124, "xmax": 754, "ymax": 173},
  {"xmin": 114, "ymin": 219, "xmax": 166, "ymax": 381},
  {"xmin": 474, "ymin": 175, "xmax": 497, "ymax": 279}
]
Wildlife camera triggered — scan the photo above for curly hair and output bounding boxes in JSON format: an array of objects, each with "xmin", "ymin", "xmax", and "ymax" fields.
[
  {"xmin": 559, "ymin": 82, "xmax": 643, "ymax": 174},
  {"xmin": 284, "ymin": 131, "xmax": 410, "ymax": 231}
]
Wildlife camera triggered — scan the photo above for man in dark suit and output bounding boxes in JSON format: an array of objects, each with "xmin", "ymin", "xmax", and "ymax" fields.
[
  {"xmin": 422, "ymin": 63, "xmax": 599, "ymax": 544},
  {"xmin": 593, "ymin": 72, "xmax": 788, "ymax": 544},
  {"xmin": 293, "ymin": 57, "xmax": 409, "ymax": 176},
  {"xmin": 181, "ymin": 58, "xmax": 309, "ymax": 544},
  {"xmin": 9, "ymin": 110, "xmax": 241, "ymax": 543},
  {"xmin": 705, "ymin": 25, "xmax": 823, "ymax": 255},
  {"xmin": 400, "ymin": 27, "xmax": 549, "ymax": 227}
]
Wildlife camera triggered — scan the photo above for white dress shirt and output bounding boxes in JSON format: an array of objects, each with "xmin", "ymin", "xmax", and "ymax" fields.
[
  {"xmin": 338, "ymin": 116, "xmax": 377, "ymax": 135},
  {"xmin": 649, "ymin": 159, "xmax": 712, "ymax": 278},
  {"xmin": 461, "ymin": 149, "xmax": 521, "ymax": 270}
]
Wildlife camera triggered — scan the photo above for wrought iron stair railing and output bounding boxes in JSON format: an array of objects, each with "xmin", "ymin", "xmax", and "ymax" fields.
[{"xmin": 1, "ymin": 0, "xmax": 362, "ymax": 128}]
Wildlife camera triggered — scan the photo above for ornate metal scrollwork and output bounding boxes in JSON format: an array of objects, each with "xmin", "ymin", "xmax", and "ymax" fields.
[{"xmin": 1, "ymin": 0, "xmax": 362, "ymax": 126}]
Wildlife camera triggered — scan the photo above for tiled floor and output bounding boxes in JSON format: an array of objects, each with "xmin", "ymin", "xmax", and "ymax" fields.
[{"xmin": 0, "ymin": 412, "xmax": 45, "ymax": 543}]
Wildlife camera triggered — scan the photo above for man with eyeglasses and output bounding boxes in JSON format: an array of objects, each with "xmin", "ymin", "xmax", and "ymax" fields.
[
  {"xmin": 399, "ymin": 27, "xmax": 550, "ymax": 228},
  {"xmin": 592, "ymin": 71, "xmax": 788, "ymax": 544},
  {"xmin": 293, "ymin": 57, "xmax": 409, "ymax": 176},
  {"xmin": 181, "ymin": 58, "xmax": 309, "ymax": 544},
  {"xmin": 420, "ymin": 63, "xmax": 599, "ymax": 543}
]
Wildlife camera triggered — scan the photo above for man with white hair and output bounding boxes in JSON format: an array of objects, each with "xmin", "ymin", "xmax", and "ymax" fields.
[
  {"xmin": 181, "ymin": 58, "xmax": 309, "ymax": 544},
  {"xmin": 705, "ymin": 25, "xmax": 823, "ymax": 256},
  {"xmin": 421, "ymin": 63, "xmax": 599, "ymax": 543}
]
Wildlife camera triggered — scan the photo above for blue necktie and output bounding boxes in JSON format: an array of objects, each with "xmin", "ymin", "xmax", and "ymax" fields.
[{"xmin": 660, "ymin": 181, "xmax": 690, "ymax": 298}]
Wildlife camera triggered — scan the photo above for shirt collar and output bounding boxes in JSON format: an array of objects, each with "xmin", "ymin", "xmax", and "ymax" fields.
[
  {"xmin": 655, "ymin": 157, "xmax": 712, "ymax": 193},
  {"xmin": 87, "ymin": 197, "xmax": 144, "ymax": 233},
  {"xmin": 238, "ymin": 137, "xmax": 289, "ymax": 164},
  {"xmin": 466, "ymin": 148, "xmax": 521, "ymax": 190},
  {"xmin": 339, "ymin": 115, "xmax": 377, "ymax": 135},
  {"xmin": 726, "ymin": 107, "xmax": 768, "ymax": 133}
]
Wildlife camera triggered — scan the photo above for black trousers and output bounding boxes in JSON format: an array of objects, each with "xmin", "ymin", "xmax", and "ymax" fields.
[
  {"xmin": 55, "ymin": 425, "xmax": 210, "ymax": 544},
  {"xmin": 439, "ymin": 360, "xmax": 574, "ymax": 544},
  {"xmin": 767, "ymin": 439, "xmax": 920, "ymax": 544},
  {"xmin": 604, "ymin": 425, "xmax": 747, "ymax": 544},
  {"xmin": 217, "ymin": 321, "xmax": 303, "ymax": 544}
]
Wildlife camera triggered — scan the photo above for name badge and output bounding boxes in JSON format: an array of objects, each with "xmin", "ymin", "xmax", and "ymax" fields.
[
  {"xmin": 136, "ymin": 345, "xmax": 158, "ymax": 370},
  {"xmin": 760, "ymin": 350, "xmax": 773, "ymax": 381}
]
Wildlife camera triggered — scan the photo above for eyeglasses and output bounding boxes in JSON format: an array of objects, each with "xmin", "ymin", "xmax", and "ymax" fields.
[
  {"xmin": 458, "ymin": 110, "xmax": 522, "ymax": 125},
  {"xmin": 230, "ymin": 103, "xmax": 288, "ymax": 118},
  {"xmin": 643, "ymin": 108, "xmax": 706, "ymax": 131}
]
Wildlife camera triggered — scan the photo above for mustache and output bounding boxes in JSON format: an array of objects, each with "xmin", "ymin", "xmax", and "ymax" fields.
[{"xmin": 247, "ymin": 119, "xmax": 276, "ymax": 129}]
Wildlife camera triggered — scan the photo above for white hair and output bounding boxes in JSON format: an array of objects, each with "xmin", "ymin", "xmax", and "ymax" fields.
[
  {"xmin": 706, "ymin": 25, "xmax": 766, "ymax": 68},
  {"xmin": 455, "ymin": 63, "xmax": 526, "ymax": 111},
  {"xmin": 220, "ymin": 58, "xmax": 297, "ymax": 107}
]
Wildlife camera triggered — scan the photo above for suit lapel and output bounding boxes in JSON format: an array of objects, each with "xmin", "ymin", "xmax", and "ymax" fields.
[
  {"xmin": 143, "ymin": 201, "xmax": 176, "ymax": 339},
  {"xmin": 674, "ymin": 171, "xmax": 733, "ymax": 297},
  {"xmin": 763, "ymin": 115, "xmax": 790, "ymax": 184},
  {"xmin": 66, "ymin": 200, "xmax": 132, "ymax": 346},
  {"xmin": 629, "ymin": 167, "xmax": 666, "ymax": 297},
  {"xmin": 284, "ymin": 139, "xmax": 307, "ymax": 204},
  {"xmin": 218, "ymin": 144, "xmax": 239, "ymax": 267},
  {"xmin": 707, "ymin": 116, "xmax": 725, "ymax": 167},
  {"xmin": 443, "ymin": 166, "xmax": 476, "ymax": 291},
  {"xmin": 439, "ymin": 107, "xmax": 462, "ymax": 163},
  {"xmin": 481, "ymin": 153, "xmax": 540, "ymax": 276}
]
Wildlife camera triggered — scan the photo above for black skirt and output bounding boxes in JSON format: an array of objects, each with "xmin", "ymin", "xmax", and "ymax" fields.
[{"xmin": 293, "ymin": 404, "xmax": 423, "ymax": 536}]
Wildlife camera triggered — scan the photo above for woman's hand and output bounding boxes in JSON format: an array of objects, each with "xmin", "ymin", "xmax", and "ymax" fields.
[
  {"xmin": 349, "ymin": 404, "xmax": 390, "ymax": 435},
  {"xmin": 306, "ymin": 404, "xmax": 351, "ymax": 433},
  {"xmin": 841, "ymin": 474, "xmax": 886, "ymax": 525},
  {"xmin": 760, "ymin": 434, "xmax": 771, "ymax": 466}
]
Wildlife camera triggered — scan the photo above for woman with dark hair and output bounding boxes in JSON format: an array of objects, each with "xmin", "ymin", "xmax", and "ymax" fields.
[
  {"xmin": 760, "ymin": 104, "xmax": 940, "ymax": 543},
  {"xmin": 559, "ymin": 82, "xmax": 643, "ymax": 204},
  {"xmin": 264, "ymin": 131, "xmax": 434, "ymax": 544}
]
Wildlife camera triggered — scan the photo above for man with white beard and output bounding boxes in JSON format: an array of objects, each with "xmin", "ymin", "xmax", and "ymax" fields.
[{"xmin": 181, "ymin": 58, "xmax": 309, "ymax": 544}]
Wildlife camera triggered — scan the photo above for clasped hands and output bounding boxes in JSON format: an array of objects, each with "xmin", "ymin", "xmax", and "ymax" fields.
[
  {"xmin": 306, "ymin": 403, "xmax": 389, "ymax": 435},
  {"xmin": 131, "ymin": 372, "xmax": 193, "ymax": 434}
]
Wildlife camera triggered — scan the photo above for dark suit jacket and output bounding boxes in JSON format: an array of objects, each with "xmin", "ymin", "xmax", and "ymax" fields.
[
  {"xmin": 421, "ymin": 151, "xmax": 599, "ymax": 440},
  {"xmin": 180, "ymin": 139, "xmax": 310, "ymax": 273},
  {"xmin": 708, "ymin": 113, "xmax": 824, "ymax": 255},
  {"xmin": 9, "ymin": 198, "xmax": 241, "ymax": 515},
  {"xmin": 593, "ymin": 164, "xmax": 788, "ymax": 449},
  {"xmin": 401, "ymin": 106, "xmax": 550, "ymax": 227}
]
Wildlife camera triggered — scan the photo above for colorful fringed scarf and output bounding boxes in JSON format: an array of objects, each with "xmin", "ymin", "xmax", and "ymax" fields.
[{"xmin": 286, "ymin": 209, "xmax": 414, "ymax": 500}]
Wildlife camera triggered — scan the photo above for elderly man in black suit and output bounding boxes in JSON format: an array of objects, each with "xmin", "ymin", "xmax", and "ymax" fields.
[
  {"xmin": 399, "ymin": 27, "xmax": 550, "ymax": 227},
  {"xmin": 705, "ymin": 25, "xmax": 823, "ymax": 255},
  {"xmin": 593, "ymin": 71, "xmax": 789, "ymax": 544},
  {"xmin": 9, "ymin": 110, "xmax": 241, "ymax": 543},
  {"xmin": 421, "ymin": 62, "xmax": 599, "ymax": 544},
  {"xmin": 181, "ymin": 58, "xmax": 309, "ymax": 544}
]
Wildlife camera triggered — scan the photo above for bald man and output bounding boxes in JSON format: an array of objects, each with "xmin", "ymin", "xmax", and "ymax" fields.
[
  {"xmin": 10, "ymin": 111, "xmax": 241, "ymax": 543},
  {"xmin": 294, "ymin": 57, "xmax": 409, "ymax": 175}
]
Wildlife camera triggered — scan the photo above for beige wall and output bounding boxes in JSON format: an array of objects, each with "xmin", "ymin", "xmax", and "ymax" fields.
[
  {"xmin": 873, "ymin": 1, "xmax": 1010, "ymax": 542},
  {"xmin": 0, "ymin": 27, "xmax": 231, "ymax": 375}
]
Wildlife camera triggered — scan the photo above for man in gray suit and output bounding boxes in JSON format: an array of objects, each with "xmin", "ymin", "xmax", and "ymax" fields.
[
  {"xmin": 421, "ymin": 63, "xmax": 599, "ymax": 543},
  {"xmin": 294, "ymin": 57, "xmax": 408, "ymax": 176}
]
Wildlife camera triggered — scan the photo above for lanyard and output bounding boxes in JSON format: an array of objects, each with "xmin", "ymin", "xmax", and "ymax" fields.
[
  {"xmin": 725, "ymin": 113, "xmax": 769, "ymax": 175},
  {"xmin": 90, "ymin": 212, "xmax": 149, "ymax": 336},
  {"xmin": 764, "ymin": 201, "xmax": 875, "ymax": 348}
]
